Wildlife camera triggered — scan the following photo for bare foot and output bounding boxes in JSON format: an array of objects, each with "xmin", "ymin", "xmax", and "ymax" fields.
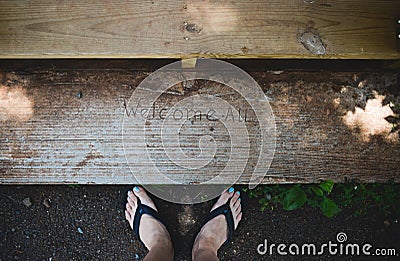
[
  {"xmin": 192, "ymin": 188, "xmax": 242, "ymax": 257},
  {"xmin": 125, "ymin": 186, "xmax": 173, "ymax": 252}
]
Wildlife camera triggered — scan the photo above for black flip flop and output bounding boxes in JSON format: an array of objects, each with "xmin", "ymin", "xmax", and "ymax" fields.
[
  {"xmin": 132, "ymin": 199, "xmax": 166, "ymax": 246},
  {"xmin": 201, "ymin": 199, "xmax": 236, "ymax": 245}
]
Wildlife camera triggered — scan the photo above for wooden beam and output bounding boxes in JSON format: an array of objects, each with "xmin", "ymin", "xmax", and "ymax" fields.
[
  {"xmin": 1, "ymin": 66, "xmax": 399, "ymax": 184},
  {"xmin": 0, "ymin": 0, "xmax": 399, "ymax": 59}
]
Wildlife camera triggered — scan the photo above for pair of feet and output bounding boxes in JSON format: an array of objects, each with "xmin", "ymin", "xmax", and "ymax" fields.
[{"xmin": 125, "ymin": 186, "xmax": 242, "ymax": 260}]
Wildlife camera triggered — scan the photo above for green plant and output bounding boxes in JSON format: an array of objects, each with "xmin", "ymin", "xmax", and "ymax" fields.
[
  {"xmin": 245, "ymin": 180, "xmax": 400, "ymax": 218},
  {"xmin": 332, "ymin": 180, "xmax": 400, "ymax": 217}
]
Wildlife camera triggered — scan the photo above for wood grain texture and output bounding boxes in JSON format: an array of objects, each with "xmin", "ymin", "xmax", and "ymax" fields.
[
  {"xmin": 1, "ymin": 66, "xmax": 399, "ymax": 184},
  {"xmin": 0, "ymin": 0, "xmax": 399, "ymax": 59}
]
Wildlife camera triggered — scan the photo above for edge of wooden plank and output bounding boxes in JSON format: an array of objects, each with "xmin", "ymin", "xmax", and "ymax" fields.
[{"xmin": 1, "ymin": 53, "xmax": 400, "ymax": 59}]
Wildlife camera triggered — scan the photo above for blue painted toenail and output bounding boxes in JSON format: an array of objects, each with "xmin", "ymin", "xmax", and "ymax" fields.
[
  {"xmin": 133, "ymin": 186, "xmax": 140, "ymax": 192},
  {"xmin": 228, "ymin": 187, "xmax": 234, "ymax": 193},
  {"xmin": 236, "ymin": 191, "xmax": 240, "ymax": 195}
]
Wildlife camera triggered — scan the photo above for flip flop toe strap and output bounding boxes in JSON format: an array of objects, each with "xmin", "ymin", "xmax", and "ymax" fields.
[
  {"xmin": 203, "ymin": 202, "xmax": 235, "ymax": 245},
  {"xmin": 133, "ymin": 200, "xmax": 164, "ymax": 245}
]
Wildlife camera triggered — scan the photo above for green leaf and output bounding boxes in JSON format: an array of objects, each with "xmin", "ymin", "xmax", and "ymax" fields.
[
  {"xmin": 320, "ymin": 197, "xmax": 340, "ymax": 218},
  {"xmin": 319, "ymin": 180, "xmax": 334, "ymax": 193},
  {"xmin": 283, "ymin": 186, "xmax": 307, "ymax": 211},
  {"xmin": 311, "ymin": 186, "xmax": 324, "ymax": 197}
]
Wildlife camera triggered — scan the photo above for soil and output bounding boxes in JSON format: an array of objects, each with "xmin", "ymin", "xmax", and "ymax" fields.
[{"xmin": 1, "ymin": 185, "xmax": 399, "ymax": 260}]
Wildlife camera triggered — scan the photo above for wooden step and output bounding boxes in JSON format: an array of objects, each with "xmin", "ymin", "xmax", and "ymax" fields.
[{"xmin": 0, "ymin": 0, "xmax": 399, "ymax": 59}]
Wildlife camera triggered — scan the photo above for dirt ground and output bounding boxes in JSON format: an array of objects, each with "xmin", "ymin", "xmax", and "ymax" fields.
[{"xmin": 0, "ymin": 185, "xmax": 399, "ymax": 260}]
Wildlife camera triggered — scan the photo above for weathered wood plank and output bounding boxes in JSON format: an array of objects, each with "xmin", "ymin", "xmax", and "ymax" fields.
[
  {"xmin": 1, "ymin": 66, "xmax": 399, "ymax": 184},
  {"xmin": 0, "ymin": 0, "xmax": 399, "ymax": 59}
]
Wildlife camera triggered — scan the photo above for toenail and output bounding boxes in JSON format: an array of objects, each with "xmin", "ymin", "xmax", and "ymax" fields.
[
  {"xmin": 133, "ymin": 186, "xmax": 140, "ymax": 192},
  {"xmin": 238, "ymin": 198, "xmax": 241, "ymax": 201},
  {"xmin": 228, "ymin": 187, "xmax": 234, "ymax": 193},
  {"xmin": 128, "ymin": 191, "xmax": 132, "ymax": 195},
  {"xmin": 236, "ymin": 191, "xmax": 240, "ymax": 195}
]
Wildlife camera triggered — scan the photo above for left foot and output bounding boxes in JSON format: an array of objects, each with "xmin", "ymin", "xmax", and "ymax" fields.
[{"xmin": 125, "ymin": 186, "xmax": 172, "ymax": 251}]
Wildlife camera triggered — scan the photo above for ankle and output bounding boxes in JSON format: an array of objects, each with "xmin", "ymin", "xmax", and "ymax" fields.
[
  {"xmin": 193, "ymin": 236, "xmax": 218, "ymax": 256},
  {"xmin": 192, "ymin": 245, "xmax": 218, "ymax": 261},
  {"xmin": 147, "ymin": 233, "xmax": 173, "ymax": 250},
  {"xmin": 156, "ymin": 243, "xmax": 174, "ymax": 258},
  {"xmin": 147, "ymin": 240, "xmax": 174, "ymax": 261}
]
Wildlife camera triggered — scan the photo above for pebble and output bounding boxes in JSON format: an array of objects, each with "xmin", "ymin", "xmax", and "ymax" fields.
[
  {"xmin": 22, "ymin": 197, "xmax": 32, "ymax": 207},
  {"xmin": 77, "ymin": 227, "xmax": 83, "ymax": 234},
  {"xmin": 271, "ymin": 70, "xmax": 284, "ymax": 75},
  {"xmin": 43, "ymin": 199, "xmax": 51, "ymax": 208}
]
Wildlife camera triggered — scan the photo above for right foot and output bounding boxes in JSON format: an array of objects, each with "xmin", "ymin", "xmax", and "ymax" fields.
[
  {"xmin": 193, "ymin": 188, "xmax": 242, "ymax": 255},
  {"xmin": 125, "ymin": 186, "xmax": 173, "ymax": 251}
]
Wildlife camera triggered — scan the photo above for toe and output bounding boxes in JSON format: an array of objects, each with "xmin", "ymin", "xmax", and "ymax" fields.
[
  {"xmin": 231, "ymin": 192, "xmax": 242, "ymax": 229},
  {"xmin": 133, "ymin": 186, "xmax": 158, "ymax": 211},
  {"xmin": 230, "ymin": 191, "xmax": 240, "ymax": 208},
  {"xmin": 235, "ymin": 203, "xmax": 241, "ymax": 215},
  {"xmin": 125, "ymin": 209, "xmax": 134, "ymax": 229},
  {"xmin": 233, "ymin": 197, "xmax": 240, "ymax": 210},
  {"xmin": 211, "ymin": 187, "xmax": 235, "ymax": 211},
  {"xmin": 236, "ymin": 212, "xmax": 242, "ymax": 223},
  {"xmin": 127, "ymin": 196, "xmax": 135, "ymax": 207},
  {"xmin": 128, "ymin": 190, "xmax": 138, "ymax": 205},
  {"xmin": 219, "ymin": 188, "xmax": 234, "ymax": 203},
  {"xmin": 125, "ymin": 210, "xmax": 131, "ymax": 221}
]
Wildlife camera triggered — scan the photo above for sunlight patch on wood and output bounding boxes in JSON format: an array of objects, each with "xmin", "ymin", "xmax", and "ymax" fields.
[
  {"xmin": 342, "ymin": 91, "xmax": 398, "ymax": 143},
  {"xmin": 0, "ymin": 85, "xmax": 34, "ymax": 122},
  {"xmin": 186, "ymin": 2, "xmax": 238, "ymax": 33}
]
